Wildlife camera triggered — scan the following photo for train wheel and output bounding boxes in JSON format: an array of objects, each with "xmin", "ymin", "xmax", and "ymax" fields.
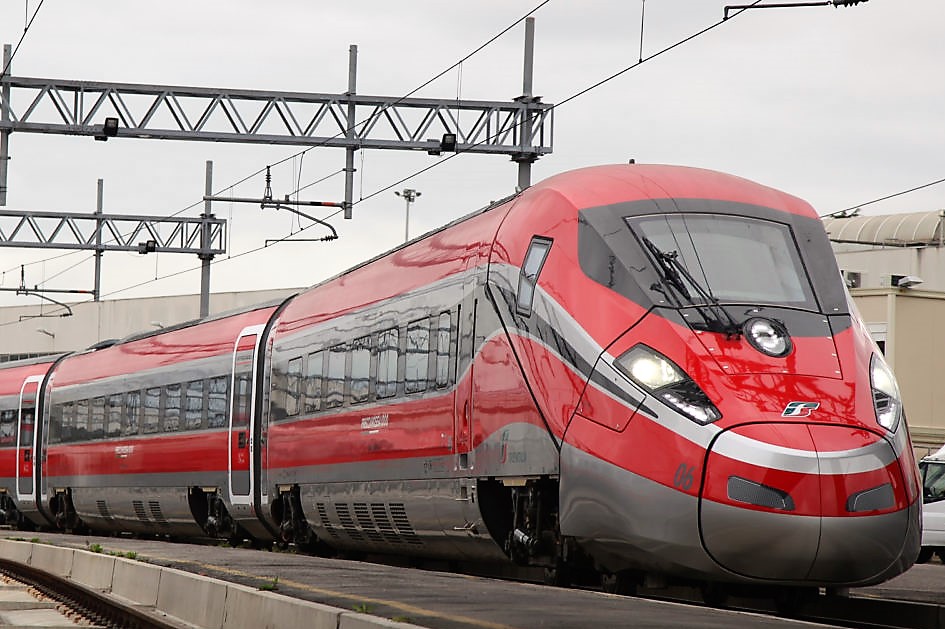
[{"xmin": 916, "ymin": 547, "xmax": 934, "ymax": 564}]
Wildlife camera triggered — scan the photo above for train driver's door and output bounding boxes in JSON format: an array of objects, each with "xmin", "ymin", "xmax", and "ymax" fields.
[
  {"xmin": 15, "ymin": 375, "xmax": 43, "ymax": 503},
  {"xmin": 229, "ymin": 326, "xmax": 262, "ymax": 504}
]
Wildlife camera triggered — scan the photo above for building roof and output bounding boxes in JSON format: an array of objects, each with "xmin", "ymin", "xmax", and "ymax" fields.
[{"xmin": 823, "ymin": 210, "xmax": 945, "ymax": 247}]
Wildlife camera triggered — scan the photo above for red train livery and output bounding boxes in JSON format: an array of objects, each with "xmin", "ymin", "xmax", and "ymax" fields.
[{"xmin": 0, "ymin": 164, "xmax": 920, "ymax": 599}]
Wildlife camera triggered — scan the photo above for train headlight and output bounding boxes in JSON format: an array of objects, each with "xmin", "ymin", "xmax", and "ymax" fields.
[
  {"xmin": 870, "ymin": 353, "xmax": 902, "ymax": 433},
  {"xmin": 744, "ymin": 317, "xmax": 792, "ymax": 358},
  {"xmin": 615, "ymin": 345, "xmax": 722, "ymax": 425}
]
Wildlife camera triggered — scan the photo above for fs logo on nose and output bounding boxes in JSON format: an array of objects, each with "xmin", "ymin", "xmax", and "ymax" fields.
[{"xmin": 782, "ymin": 401, "xmax": 820, "ymax": 417}]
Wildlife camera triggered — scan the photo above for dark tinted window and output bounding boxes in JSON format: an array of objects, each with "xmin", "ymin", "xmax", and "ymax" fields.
[
  {"xmin": 164, "ymin": 384, "xmax": 181, "ymax": 432},
  {"xmin": 106, "ymin": 394, "xmax": 122, "ymax": 438},
  {"xmin": 75, "ymin": 399, "xmax": 89, "ymax": 440},
  {"xmin": 436, "ymin": 312, "xmax": 452, "ymax": 388},
  {"xmin": 326, "ymin": 345, "xmax": 345, "ymax": 408},
  {"xmin": 286, "ymin": 357, "xmax": 303, "ymax": 416},
  {"xmin": 351, "ymin": 336, "xmax": 371, "ymax": 404},
  {"xmin": 60, "ymin": 402, "xmax": 75, "ymax": 443},
  {"xmin": 0, "ymin": 410, "xmax": 15, "ymax": 447},
  {"xmin": 304, "ymin": 351, "xmax": 324, "ymax": 413},
  {"xmin": 405, "ymin": 319, "xmax": 430, "ymax": 394},
  {"xmin": 143, "ymin": 388, "xmax": 161, "ymax": 434},
  {"xmin": 517, "ymin": 237, "xmax": 552, "ymax": 315},
  {"xmin": 185, "ymin": 380, "xmax": 205, "ymax": 430},
  {"xmin": 376, "ymin": 329, "xmax": 399, "ymax": 399},
  {"xmin": 208, "ymin": 376, "xmax": 228, "ymax": 428},
  {"xmin": 90, "ymin": 397, "xmax": 105, "ymax": 440},
  {"xmin": 124, "ymin": 391, "xmax": 140, "ymax": 436}
]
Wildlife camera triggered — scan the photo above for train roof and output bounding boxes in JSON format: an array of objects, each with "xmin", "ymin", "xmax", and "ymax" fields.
[
  {"xmin": 112, "ymin": 297, "xmax": 291, "ymax": 347},
  {"xmin": 531, "ymin": 164, "xmax": 815, "ymax": 219}
]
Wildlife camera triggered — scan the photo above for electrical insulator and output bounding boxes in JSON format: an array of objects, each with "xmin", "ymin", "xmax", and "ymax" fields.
[{"xmin": 832, "ymin": 0, "xmax": 867, "ymax": 6}]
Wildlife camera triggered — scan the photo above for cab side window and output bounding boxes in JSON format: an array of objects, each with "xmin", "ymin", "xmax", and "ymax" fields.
[{"xmin": 517, "ymin": 237, "xmax": 553, "ymax": 316}]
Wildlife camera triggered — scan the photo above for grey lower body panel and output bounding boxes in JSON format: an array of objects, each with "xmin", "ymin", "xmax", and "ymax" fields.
[
  {"xmin": 301, "ymin": 477, "xmax": 508, "ymax": 562},
  {"xmin": 47, "ymin": 471, "xmax": 226, "ymax": 537},
  {"xmin": 560, "ymin": 442, "xmax": 919, "ymax": 586},
  {"xmin": 559, "ymin": 442, "xmax": 721, "ymax": 580}
]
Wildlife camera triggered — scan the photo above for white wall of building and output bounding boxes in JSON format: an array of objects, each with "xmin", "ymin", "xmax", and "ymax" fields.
[{"xmin": 0, "ymin": 288, "xmax": 301, "ymax": 358}]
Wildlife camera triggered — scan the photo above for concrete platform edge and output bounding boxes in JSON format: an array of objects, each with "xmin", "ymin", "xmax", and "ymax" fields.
[{"xmin": 0, "ymin": 540, "xmax": 424, "ymax": 629}]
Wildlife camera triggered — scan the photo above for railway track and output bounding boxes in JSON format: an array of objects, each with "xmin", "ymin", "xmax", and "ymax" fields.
[{"xmin": 0, "ymin": 558, "xmax": 180, "ymax": 629}]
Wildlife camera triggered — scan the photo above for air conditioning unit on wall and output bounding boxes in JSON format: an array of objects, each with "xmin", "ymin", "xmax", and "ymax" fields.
[{"xmin": 841, "ymin": 270, "xmax": 862, "ymax": 289}]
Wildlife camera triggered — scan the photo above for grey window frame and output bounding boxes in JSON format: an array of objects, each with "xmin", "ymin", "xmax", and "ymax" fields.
[{"xmin": 517, "ymin": 236, "xmax": 553, "ymax": 316}]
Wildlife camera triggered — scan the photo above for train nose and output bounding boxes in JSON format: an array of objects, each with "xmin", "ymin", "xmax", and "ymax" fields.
[{"xmin": 699, "ymin": 423, "xmax": 917, "ymax": 583}]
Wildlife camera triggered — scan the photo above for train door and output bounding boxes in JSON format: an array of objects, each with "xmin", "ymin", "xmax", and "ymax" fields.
[
  {"xmin": 229, "ymin": 326, "xmax": 263, "ymax": 504},
  {"xmin": 454, "ymin": 250, "xmax": 481, "ymax": 470},
  {"xmin": 15, "ymin": 375, "xmax": 42, "ymax": 503}
]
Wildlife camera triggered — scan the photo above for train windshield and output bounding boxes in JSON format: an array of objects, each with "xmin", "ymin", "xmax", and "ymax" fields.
[{"xmin": 627, "ymin": 214, "xmax": 817, "ymax": 310}]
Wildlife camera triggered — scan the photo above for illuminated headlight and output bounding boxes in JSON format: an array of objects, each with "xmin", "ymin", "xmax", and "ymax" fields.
[
  {"xmin": 614, "ymin": 345, "xmax": 721, "ymax": 425},
  {"xmin": 870, "ymin": 353, "xmax": 902, "ymax": 433},
  {"xmin": 744, "ymin": 317, "xmax": 792, "ymax": 358}
]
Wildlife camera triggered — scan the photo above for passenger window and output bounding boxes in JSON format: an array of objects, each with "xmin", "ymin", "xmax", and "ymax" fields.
[
  {"xmin": 60, "ymin": 402, "xmax": 75, "ymax": 443},
  {"xmin": 164, "ymin": 384, "xmax": 182, "ymax": 432},
  {"xmin": 207, "ymin": 376, "xmax": 228, "ymax": 428},
  {"xmin": 351, "ymin": 336, "xmax": 371, "ymax": 404},
  {"xmin": 286, "ymin": 357, "xmax": 303, "ymax": 416},
  {"xmin": 90, "ymin": 397, "xmax": 105, "ymax": 440},
  {"xmin": 304, "ymin": 351, "xmax": 324, "ymax": 413},
  {"xmin": 0, "ymin": 410, "xmax": 15, "ymax": 446},
  {"xmin": 326, "ymin": 345, "xmax": 346, "ymax": 408},
  {"xmin": 124, "ymin": 391, "xmax": 140, "ymax": 436},
  {"xmin": 47, "ymin": 404, "xmax": 62, "ymax": 445},
  {"xmin": 143, "ymin": 388, "xmax": 161, "ymax": 434},
  {"xmin": 185, "ymin": 380, "xmax": 205, "ymax": 430},
  {"xmin": 406, "ymin": 319, "xmax": 431, "ymax": 394},
  {"xmin": 376, "ymin": 329, "xmax": 399, "ymax": 399},
  {"xmin": 18, "ymin": 408, "xmax": 34, "ymax": 448},
  {"xmin": 436, "ymin": 312, "xmax": 452, "ymax": 388},
  {"xmin": 106, "ymin": 394, "xmax": 122, "ymax": 438},
  {"xmin": 75, "ymin": 399, "xmax": 90, "ymax": 441},
  {"xmin": 232, "ymin": 374, "xmax": 251, "ymax": 429},
  {"xmin": 517, "ymin": 237, "xmax": 552, "ymax": 316}
]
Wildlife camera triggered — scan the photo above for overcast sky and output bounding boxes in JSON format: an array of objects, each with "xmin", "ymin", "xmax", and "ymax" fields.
[{"xmin": 0, "ymin": 0, "xmax": 943, "ymax": 310}]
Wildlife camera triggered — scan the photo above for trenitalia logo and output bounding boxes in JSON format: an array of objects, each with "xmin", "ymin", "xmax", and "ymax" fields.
[{"xmin": 782, "ymin": 401, "xmax": 820, "ymax": 417}]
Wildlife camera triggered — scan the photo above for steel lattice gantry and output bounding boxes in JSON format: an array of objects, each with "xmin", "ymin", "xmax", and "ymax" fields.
[
  {"xmin": 0, "ymin": 208, "xmax": 225, "ymax": 255},
  {"xmin": 0, "ymin": 76, "xmax": 553, "ymax": 155}
]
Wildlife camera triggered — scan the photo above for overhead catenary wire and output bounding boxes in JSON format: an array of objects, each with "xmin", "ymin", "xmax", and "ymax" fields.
[
  {"xmin": 822, "ymin": 176, "xmax": 945, "ymax": 218},
  {"xmin": 3, "ymin": 1, "xmax": 552, "ymax": 292},
  {"xmin": 0, "ymin": 0, "xmax": 46, "ymax": 80},
  {"xmin": 88, "ymin": 1, "xmax": 770, "ymax": 304}
]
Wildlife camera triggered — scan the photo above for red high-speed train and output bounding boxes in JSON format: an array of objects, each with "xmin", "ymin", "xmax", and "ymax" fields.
[{"xmin": 0, "ymin": 164, "xmax": 920, "ymax": 599}]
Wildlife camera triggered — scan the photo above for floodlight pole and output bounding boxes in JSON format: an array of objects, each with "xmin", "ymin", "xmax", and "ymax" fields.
[
  {"xmin": 94, "ymin": 179, "xmax": 104, "ymax": 301},
  {"xmin": 516, "ymin": 18, "xmax": 536, "ymax": 192},
  {"xmin": 0, "ymin": 44, "xmax": 11, "ymax": 206},
  {"xmin": 344, "ymin": 45, "xmax": 357, "ymax": 220},
  {"xmin": 199, "ymin": 160, "xmax": 214, "ymax": 318}
]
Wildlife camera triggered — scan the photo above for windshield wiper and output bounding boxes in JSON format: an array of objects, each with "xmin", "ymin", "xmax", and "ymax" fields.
[{"xmin": 641, "ymin": 237, "xmax": 742, "ymax": 338}]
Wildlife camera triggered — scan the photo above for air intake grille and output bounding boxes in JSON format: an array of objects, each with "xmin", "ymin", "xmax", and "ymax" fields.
[
  {"xmin": 96, "ymin": 500, "xmax": 114, "ymax": 521},
  {"xmin": 320, "ymin": 501, "xmax": 422, "ymax": 546},
  {"xmin": 847, "ymin": 483, "xmax": 894, "ymax": 512},
  {"xmin": 727, "ymin": 476, "xmax": 795, "ymax": 511}
]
